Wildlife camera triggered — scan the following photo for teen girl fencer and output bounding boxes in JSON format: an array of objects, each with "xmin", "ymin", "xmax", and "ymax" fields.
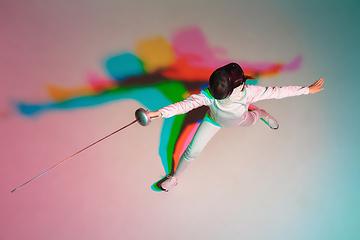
[{"xmin": 148, "ymin": 63, "xmax": 325, "ymax": 192}]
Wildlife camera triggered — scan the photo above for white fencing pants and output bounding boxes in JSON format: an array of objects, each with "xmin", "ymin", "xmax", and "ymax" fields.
[{"xmin": 174, "ymin": 109, "xmax": 266, "ymax": 178}]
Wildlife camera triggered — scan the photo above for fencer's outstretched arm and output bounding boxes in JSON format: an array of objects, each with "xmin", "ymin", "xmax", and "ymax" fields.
[
  {"xmin": 148, "ymin": 78, "xmax": 324, "ymax": 119},
  {"xmin": 308, "ymin": 78, "xmax": 324, "ymax": 94}
]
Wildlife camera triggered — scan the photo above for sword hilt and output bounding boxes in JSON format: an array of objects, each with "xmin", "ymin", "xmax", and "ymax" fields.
[{"xmin": 135, "ymin": 108, "xmax": 151, "ymax": 126}]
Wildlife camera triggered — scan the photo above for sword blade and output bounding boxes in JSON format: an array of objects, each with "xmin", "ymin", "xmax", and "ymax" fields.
[{"xmin": 11, "ymin": 119, "xmax": 138, "ymax": 193}]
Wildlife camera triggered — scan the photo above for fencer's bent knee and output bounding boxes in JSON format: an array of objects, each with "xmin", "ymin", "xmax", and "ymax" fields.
[
  {"xmin": 181, "ymin": 115, "xmax": 221, "ymax": 161},
  {"xmin": 183, "ymin": 143, "xmax": 202, "ymax": 161}
]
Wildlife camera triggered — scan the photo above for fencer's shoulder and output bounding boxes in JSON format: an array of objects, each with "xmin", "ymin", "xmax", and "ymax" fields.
[
  {"xmin": 245, "ymin": 84, "xmax": 267, "ymax": 93},
  {"xmin": 245, "ymin": 84, "xmax": 266, "ymax": 89},
  {"xmin": 200, "ymin": 88, "xmax": 215, "ymax": 100}
]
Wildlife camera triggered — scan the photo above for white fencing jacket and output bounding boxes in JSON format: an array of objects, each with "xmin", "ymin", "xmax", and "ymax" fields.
[{"xmin": 159, "ymin": 85, "xmax": 309, "ymax": 127}]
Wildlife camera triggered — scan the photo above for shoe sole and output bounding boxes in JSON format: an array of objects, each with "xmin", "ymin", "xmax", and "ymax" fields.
[
  {"xmin": 260, "ymin": 117, "xmax": 279, "ymax": 130},
  {"xmin": 156, "ymin": 174, "xmax": 176, "ymax": 192}
]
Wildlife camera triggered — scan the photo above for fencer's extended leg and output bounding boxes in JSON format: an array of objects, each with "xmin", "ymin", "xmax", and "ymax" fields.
[
  {"xmin": 160, "ymin": 115, "xmax": 221, "ymax": 191},
  {"xmin": 174, "ymin": 116, "xmax": 221, "ymax": 178}
]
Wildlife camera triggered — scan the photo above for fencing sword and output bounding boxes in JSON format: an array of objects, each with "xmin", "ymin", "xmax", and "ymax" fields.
[{"xmin": 11, "ymin": 108, "xmax": 153, "ymax": 193}]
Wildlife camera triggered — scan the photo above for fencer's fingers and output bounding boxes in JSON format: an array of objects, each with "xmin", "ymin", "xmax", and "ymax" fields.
[
  {"xmin": 319, "ymin": 79, "xmax": 324, "ymax": 87},
  {"xmin": 147, "ymin": 111, "xmax": 156, "ymax": 118},
  {"xmin": 308, "ymin": 78, "xmax": 324, "ymax": 93},
  {"xmin": 316, "ymin": 81, "xmax": 323, "ymax": 87},
  {"xmin": 148, "ymin": 110, "xmax": 162, "ymax": 119},
  {"xmin": 313, "ymin": 78, "xmax": 324, "ymax": 87}
]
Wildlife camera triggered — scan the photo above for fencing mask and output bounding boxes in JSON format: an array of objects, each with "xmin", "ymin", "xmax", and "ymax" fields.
[{"xmin": 208, "ymin": 63, "xmax": 245, "ymax": 100}]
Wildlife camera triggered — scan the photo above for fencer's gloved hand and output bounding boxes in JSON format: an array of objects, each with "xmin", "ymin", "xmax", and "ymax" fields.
[{"xmin": 148, "ymin": 110, "xmax": 162, "ymax": 120}]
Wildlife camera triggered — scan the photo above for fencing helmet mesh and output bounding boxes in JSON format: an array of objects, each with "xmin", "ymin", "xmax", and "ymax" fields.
[{"xmin": 209, "ymin": 63, "xmax": 245, "ymax": 100}]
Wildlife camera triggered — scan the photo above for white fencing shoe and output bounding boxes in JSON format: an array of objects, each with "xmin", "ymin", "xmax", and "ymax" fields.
[
  {"xmin": 260, "ymin": 110, "xmax": 279, "ymax": 130},
  {"xmin": 160, "ymin": 175, "xmax": 178, "ymax": 192}
]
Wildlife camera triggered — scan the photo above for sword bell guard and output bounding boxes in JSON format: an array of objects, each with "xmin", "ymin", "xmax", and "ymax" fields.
[{"xmin": 135, "ymin": 108, "xmax": 151, "ymax": 126}]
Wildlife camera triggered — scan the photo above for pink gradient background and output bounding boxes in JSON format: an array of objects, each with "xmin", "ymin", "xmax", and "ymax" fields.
[{"xmin": 1, "ymin": 1, "xmax": 360, "ymax": 240}]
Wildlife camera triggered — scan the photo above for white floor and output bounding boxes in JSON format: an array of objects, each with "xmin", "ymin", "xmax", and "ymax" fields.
[{"xmin": 1, "ymin": 1, "xmax": 360, "ymax": 239}]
